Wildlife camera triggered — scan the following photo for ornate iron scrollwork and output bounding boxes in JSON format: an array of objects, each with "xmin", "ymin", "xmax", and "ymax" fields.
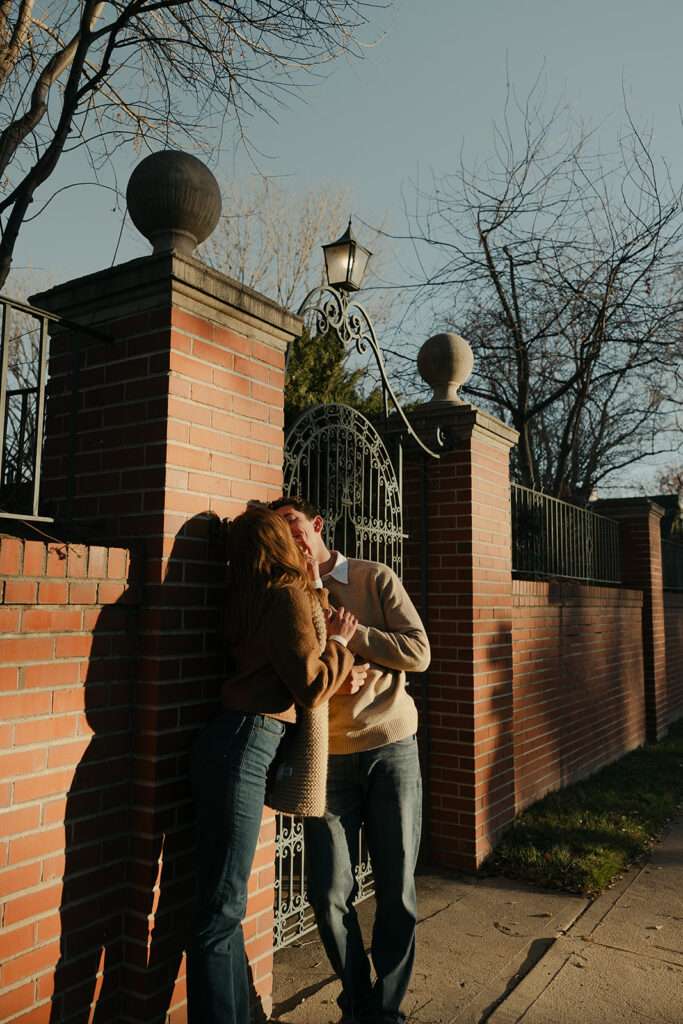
[
  {"xmin": 283, "ymin": 402, "xmax": 405, "ymax": 575},
  {"xmin": 297, "ymin": 285, "xmax": 444, "ymax": 460}
]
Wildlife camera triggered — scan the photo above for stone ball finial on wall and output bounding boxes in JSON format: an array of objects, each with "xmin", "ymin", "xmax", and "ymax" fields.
[
  {"xmin": 417, "ymin": 332, "xmax": 474, "ymax": 404},
  {"xmin": 126, "ymin": 150, "xmax": 222, "ymax": 256}
]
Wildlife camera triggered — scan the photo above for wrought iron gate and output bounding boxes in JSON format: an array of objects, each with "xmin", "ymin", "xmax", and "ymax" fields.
[
  {"xmin": 273, "ymin": 402, "xmax": 404, "ymax": 949},
  {"xmin": 283, "ymin": 403, "xmax": 404, "ymax": 573}
]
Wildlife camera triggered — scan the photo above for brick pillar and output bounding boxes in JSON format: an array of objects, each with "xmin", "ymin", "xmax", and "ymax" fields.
[
  {"xmin": 402, "ymin": 402, "xmax": 519, "ymax": 872},
  {"xmin": 32, "ymin": 253, "xmax": 301, "ymax": 1022},
  {"xmin": 594, "ymin": 497, "xmax": 668, "ymax": 740}
]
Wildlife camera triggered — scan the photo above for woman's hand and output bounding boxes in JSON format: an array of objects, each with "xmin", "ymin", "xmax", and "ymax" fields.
[
  {"xmin": 326, "ymin": 605, "xmax": 358, "ymax": 643},
  {"xmin": 295, "ymin": 536, "xmax": 321, "ymax": 583},
  {"xmin": 337, "ymin": 661, "xmax": 370, "ymax": 695}
]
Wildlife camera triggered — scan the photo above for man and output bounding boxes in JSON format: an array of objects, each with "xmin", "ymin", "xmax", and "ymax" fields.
[{"xmin": 271, "ymin": 496, "xmax": 430, "ymax": 1024}]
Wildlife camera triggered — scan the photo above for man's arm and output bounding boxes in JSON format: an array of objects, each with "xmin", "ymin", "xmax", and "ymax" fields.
[{"xmin": 346, "ymin": 566, "xmax": 430, "ymax": 673}]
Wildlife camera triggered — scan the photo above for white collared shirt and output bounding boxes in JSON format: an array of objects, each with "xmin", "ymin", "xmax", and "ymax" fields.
[{"xmin": 322, "ymin": 550, "xmax": 348, "ymax": 584}]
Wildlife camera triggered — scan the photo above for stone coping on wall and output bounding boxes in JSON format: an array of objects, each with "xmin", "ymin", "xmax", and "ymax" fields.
[{"xmin": 30, "ymin": 250, "xmax": 303, "ymax": 353}]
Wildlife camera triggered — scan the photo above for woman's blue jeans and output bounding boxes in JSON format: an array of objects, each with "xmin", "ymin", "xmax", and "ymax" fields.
[
  {"xmin": 186, "ymin": 710, "xmax": 285, "ymax": 1024},
  {"xmin": 304, "ymin": 735, "xmax": 422, "ymax": 1023}
]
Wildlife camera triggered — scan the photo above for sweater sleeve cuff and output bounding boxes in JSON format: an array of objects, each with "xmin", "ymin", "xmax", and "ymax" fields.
[
  {"xmin": 328, "ymin": 634, "xmax": 348, "ymax": 648},
  {"xmin": 312, "ymin": 579, "xmax": 323, "ymax": 589},
  {"xmin": 347, "ymin": 624, "xmax": 370, "ymax": 655}
]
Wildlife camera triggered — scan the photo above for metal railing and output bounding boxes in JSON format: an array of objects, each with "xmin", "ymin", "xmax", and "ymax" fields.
[
  {"xmin": 662, "ymin": 539, "xmax": 683, "ymax": 591},
  {"xmin": 273, "ymin": 814, "xmax": 374, "ymax": 950},
  {"xmin": 0, "ymin": 297, "xmax": 49, "ymax": 520},
  {"xmin": 511, "ymin": 484, "xmax": 622, "ymax": 584},
  {"xmin": 0, "ymin": 293, "xmax": 110, "ymax": 522}
]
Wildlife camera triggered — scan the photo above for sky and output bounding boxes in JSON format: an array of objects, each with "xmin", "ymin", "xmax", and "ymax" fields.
[
  {"xmin": 12, "ymin": 0, "xmax": 682, "ymax": 289},
  {"xmin": 8, "ymin": 0, "xmax": 682, "ymax": 487}
]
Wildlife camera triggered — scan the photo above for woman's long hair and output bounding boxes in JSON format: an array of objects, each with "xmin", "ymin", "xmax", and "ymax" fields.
[{"xmin": 224, "ymin": 505, "xmax": 313, "ymax": 646}]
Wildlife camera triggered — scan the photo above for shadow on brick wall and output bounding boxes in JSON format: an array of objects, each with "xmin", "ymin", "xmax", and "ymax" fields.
[
  {"xmin": 135, "ymin": 512, "xmax": 229, "ymax": 1023},
  {"xmin": 48, "ymin": 548, "xmax": 142, "ymax": 1023},
  {"xmin": 48, "ymin": 513, "xmax": 239, "ymax": 1023}
]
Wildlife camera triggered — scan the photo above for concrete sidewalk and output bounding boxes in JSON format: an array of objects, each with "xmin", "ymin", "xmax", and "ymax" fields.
[{"xmin": 271, "ymin": 815, "xmax": 683, "ymax": 1024}]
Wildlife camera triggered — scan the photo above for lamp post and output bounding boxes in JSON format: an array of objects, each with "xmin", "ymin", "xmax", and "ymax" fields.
[{"xmin": 295, "ymin": 220, "xmax": 444, "ymax": 458}]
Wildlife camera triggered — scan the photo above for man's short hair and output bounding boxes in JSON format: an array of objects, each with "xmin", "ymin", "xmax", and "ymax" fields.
[{"xmin": 269, "ymin": 495, "xmax": 320, "ymax": 520}]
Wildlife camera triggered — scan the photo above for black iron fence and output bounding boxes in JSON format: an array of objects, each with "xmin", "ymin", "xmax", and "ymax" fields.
[
  {"xmin": 511, "ymin": 483, "xmax": 622, "ymax": 584},
  {"xmin": 0, "ymin": 294, "xmax": 110, "ymax": 522},
  {"xmin": 0, "ymin": 296, "xmax": 50, "ymax": 520},
  {"xmin": 662, "ymin": 539, "xmax": 683, "ymax": 591}
]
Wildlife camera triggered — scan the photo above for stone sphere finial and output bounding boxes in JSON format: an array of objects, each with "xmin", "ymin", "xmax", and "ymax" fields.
[
  {"xmin": 126, "ymin": 150, "xmax": 222, "ymax": 256},
  {"xmin": 417, "ymin": 332, "xmax": 474, "ymax": 404}
]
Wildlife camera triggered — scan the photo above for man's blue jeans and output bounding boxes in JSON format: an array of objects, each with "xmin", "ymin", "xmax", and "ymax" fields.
[
  {"xmin": 304, "ymin": 736, "xmax": 422, "ymax": 1023},
  {"xmin": 186, "ymin": 710, "xmax": 285, "ymax": 1024}
]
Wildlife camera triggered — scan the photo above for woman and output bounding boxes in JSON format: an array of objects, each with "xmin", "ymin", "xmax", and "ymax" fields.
[{"xmin": 186, "ymin": 505, "xmax": 357, "ymax": 1024}]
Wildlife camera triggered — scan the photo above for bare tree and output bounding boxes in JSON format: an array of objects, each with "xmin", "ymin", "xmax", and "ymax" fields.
[
  {"xmin": 200, "ymin": 176, "xmax": 355, "ymax": 310},
  {"xmin": 200, "ymin": 174, "xmax": 395, "ymax": 316},
  {"xmin": 199, "ymin": 174, "xmax": 393, "ymax": 419},
  {"xmin": 0, "ymin": 0, "xmax": 390, "ymax": 289},
  {"xmin": 659, "ymin": 466, "xmax": 683, "ymax": 494},
  {"xmin": 400, "ymin": 80, "xmax": 683, "ymax": 499}
]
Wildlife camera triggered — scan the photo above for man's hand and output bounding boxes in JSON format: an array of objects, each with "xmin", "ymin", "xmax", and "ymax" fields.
[{"xmin": 336, "ymin": 661, "xmax": 370, "ymax": 695}]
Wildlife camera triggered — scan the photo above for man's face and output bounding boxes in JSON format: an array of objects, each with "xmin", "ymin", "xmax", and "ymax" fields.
[{"xmin": 274, "ymin": 504, "xmax": 324, "ymax": 555}]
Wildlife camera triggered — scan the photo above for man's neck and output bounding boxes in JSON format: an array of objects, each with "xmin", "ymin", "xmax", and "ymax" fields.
[{"xmin": 318, "ymin": 549, "xmax": 336, "ymax": 576}]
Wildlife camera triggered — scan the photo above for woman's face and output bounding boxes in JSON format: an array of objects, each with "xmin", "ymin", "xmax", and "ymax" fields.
[
  {"xmin": 276, "ymin": 519, "xmax": 306, "ymax": 570},
  {"xmin": 291, "ymin": 535, "xmax": 307, "ymax": 569}
]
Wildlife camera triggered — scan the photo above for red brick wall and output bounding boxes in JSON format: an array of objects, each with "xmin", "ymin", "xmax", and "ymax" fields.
[
  {"xmin": 41, "ymin": 307, "xmax": 286, "ymax": 534},
  {"xmin": 401, "ymin": 406, "xmax": 671, "ymax": 869},
  {"xmin": 511, "ymin": 581, "xmax": 646, "ymax": 810},
  {"xmin": 0, "ymin": 525, "xmax": 280, "ymax": 1024},
  {"xmin": 14, "ymin": 256, "xmax": 300, "ymax": 1023},
  {"xmin": 595, "ymin": 499, "xmax": 668, "ymax": 740},
  {"xmin": 664, "ymin": 591, "xmax": 683, "ymax": 724},
  {"xmin": 0, "ymin": 524, "xmax": 281, "ymax": 1024},
  {"xmin": 402, "ymin": 407, "xmax": 518, "ymax": 871},
  {"xmin": 0, "ymin": 534, "xmax": 138, "ymax": 1024}
]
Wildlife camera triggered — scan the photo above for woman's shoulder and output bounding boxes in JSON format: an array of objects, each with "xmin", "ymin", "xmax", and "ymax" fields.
[{"xmin": 268, "ymin": 582, "xmax": 311, "ymax": 616}]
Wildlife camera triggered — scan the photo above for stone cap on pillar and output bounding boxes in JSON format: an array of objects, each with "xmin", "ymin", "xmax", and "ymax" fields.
[
  {"xmin": 30, "ymin": 250, "xmax": 303, "ymax": 350},
  {"xmin": 592, "ymin": 496, "xmax": 667, "ymax": 521},
  {"xmin": 126, "ymin": 150, "xmax": 222, "ymax": 256},
  {"xmin": 407, "ymin": 401, "xmax": 519, "ymax": 455},
  {"xmin": 405, "ymin": 331, "xmax": 518, "ymax": 454},
  {"xmin": 417, "ymin": 332, "xmax": 474, "ymax": 405}
]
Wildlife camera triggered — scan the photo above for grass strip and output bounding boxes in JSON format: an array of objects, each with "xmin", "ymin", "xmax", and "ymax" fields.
[{"xmin": 481, "ymin": 717, "xmax": 683, "ymax": 897}]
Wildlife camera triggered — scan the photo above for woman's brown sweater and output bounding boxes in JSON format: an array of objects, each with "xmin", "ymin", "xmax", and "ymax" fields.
[{"xmin": 221, "ymin": 585, "xmax": 354, "ymax": 723}]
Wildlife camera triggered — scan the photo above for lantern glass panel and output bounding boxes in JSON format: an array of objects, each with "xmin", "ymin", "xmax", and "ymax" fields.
[
  {"xmin": 324, "ymin": 243, "xmax": 352, "ymax": 288},
  {"xmin": 348, "ymin": 246, "xmax": 370, "ymax": 290}
]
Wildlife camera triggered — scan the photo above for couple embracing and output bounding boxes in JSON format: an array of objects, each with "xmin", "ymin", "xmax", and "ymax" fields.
[{"xmin": 187, "ymin": 496, "xmax": 430, "ymax": 1024}]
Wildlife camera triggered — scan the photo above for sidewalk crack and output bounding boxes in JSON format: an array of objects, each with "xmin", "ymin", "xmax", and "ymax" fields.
[{"xmin": 417, "ymin": 898, "xmax": 466, "ymax": 925}]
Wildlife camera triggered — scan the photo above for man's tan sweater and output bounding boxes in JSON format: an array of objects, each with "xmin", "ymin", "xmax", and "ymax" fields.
[
  {"xmin": 221, "ymin": 585, "xmax": 353, "ymax": 723},
  {"xmin": 323, "ymin": 557, "xmax": 430, "ymax": 754}
]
